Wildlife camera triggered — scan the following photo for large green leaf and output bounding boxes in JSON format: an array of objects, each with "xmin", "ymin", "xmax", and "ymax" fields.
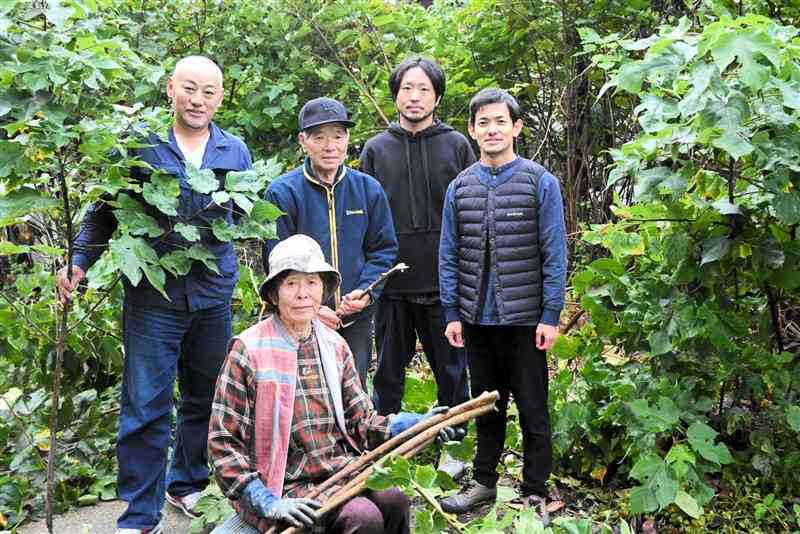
[
  {"xmin": 633, "ymin": 167, "xmax": 683, "ymax": 201},
  {"xmin": 184, "ymin": 244, "xmax": 221, "ymax": 275},
  {"xmin": 114, "ymin": 209, "xmax": 163, "ymax": 238},
  {"xmin": 0, "ymin": 189, "xmax": 60, "ymax": 227},
  {"xmin": 186, "ymin": 164, "xmax": 218, "ymax": 194},
  {"xmin": 709, "ymin": 28, "xmax": 779, "ymax": 91},
  {"xmin": 650, "ymin": 464, "xmax": 678, "ymax": 508},
  {"xmin": 700, "ymin": 236, "xmax": 730, "ymax": 265},
  {"xmin": 773, "ymin": 190, "xmax": 800, "ymax": 226},
  {"xmin": 0, "ymin": 242, "xmax": 29, "ymax": 255},
  {"xmin": 211, "ymin": 218, "xmax": 237, "ymax": 241},
  {"xmin": 686, "ymin": 422, "xmax": 734, "ymax": 466},
  {"xmin": 0, "ymin": 140, "xmax": 25, "ymax": 178},
  {"xmin": 225, "ymin": 168, "xmax": 263, "ymax": 193},
  {"xmin": 628, "ymin": 397, "xmax": 680, "ymax": 432},
  {"xmin": 629, "ymin": 485, "xmax": 658, "ymax": 514},
  {"xmin": 787, "ymin": 406, "xmax": 800, "ymax": 433},
  {"xmin": 173, "ymin": 222, "xmax": 201, "ymax": 242},
  {"xmin": 160, "ymin": 250, "xmax": 192, "ymax": 277},
  {"xmin": 108, "ymin": 235, "xmax": 166, "ymax": 298},
  {"xmin": 630, "ymin": 452, "xmax": 664, "ymax": 482},
  {"xmin": 674, "ymin": 491, "xmax": 702, "ymax": 518},
  {"xmin": 617, "ymin": 61, "xmax": 645, "ymax": 94},
  {"xmin": 142, "ymin": 173, "xmax": 180, "ymax": 216},
  {"xmin": 250, "ymin": 199, "xmax": 284, "ymax": 222}
]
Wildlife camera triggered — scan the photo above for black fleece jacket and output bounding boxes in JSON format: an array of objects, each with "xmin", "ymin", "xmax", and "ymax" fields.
[{"xmin": 360, "ymin": 120, "xmax": 476, "ymax": 296}]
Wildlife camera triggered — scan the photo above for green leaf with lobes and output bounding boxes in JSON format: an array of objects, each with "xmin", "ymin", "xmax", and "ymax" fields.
[
  {"xmin": 108, "ymin": 235, "xmax": 167, "ymax": 299},
  {"xmin": 686, "ymin": 421, "xmax": 734, "ymax": 466},
  {"xmin": 142, "ymin": 172, "xmax": 180, "ymax": 216},
  {"xmin": 113, "ymin": 209, "xmax": 163, "ymax": 238},
  {"xmin": 186, "ymin": 164, "xmax": 219, "ymax": 194},
  {"xmin": 174, "ymin": 222, "xmax": 201, "ymax": 242},
  {"xmin": 212, "ymin": 218, "xmax": 237, "ymax": 241},
  {"xmin": 225, "ymin": 168, "xmax": 263, "ymax": 193}
]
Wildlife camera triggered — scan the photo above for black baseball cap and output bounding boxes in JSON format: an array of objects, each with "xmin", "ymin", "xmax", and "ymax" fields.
[{"xmin": 298, "ymin": 97, "xmax": 355, "ymax": 131}]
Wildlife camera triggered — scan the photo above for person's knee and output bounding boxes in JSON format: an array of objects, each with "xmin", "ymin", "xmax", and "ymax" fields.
[
  {"xmin": 370, "ymin": 487, "xmax": 410, "ymax": 529},
  {"xmin": 336, "ymin": 496, "xmax": 384, "ymax": 534},
  {"xmin": 373, "ymin": 487, "xmax": 410, "ymax": 511}
]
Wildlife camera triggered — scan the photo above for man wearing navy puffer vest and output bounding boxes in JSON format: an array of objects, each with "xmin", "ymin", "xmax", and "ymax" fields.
[{"xmin": 438, "ymin": 88, "xmax": 567, "ymax": 526}]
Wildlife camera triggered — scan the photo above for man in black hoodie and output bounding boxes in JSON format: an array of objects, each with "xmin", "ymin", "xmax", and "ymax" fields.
[{"xmin": 360, "ymin": 57, "xmax": 476, "ymax": 480}]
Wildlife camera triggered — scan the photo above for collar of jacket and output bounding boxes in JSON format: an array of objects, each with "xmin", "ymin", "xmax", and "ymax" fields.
[
  {"xmin": 160, "ymin": 122, "xmax": 231, "ymax": 166},
  {"xmin": 302, "ymin": 157, "xmax": 346, "ymax": 187}
]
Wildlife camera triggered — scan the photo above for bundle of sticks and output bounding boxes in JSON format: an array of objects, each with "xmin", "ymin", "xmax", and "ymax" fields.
[{"xmin": 272, "ymin": 390, "xmax": 501, "ymax": 534}]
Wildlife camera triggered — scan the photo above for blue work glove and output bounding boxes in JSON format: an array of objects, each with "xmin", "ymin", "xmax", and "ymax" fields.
[
  {"xmin": 240, "ymin": 478, "xmax": 321, "ymax": 529},
  {"xmin": 389, "ymin": 406, "xmax": 463, "ymax": 444}
]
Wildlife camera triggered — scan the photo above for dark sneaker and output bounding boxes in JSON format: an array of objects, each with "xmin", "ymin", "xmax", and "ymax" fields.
[
  {"xmin": 438, "ymin": 453, "xmax": 466, "ymax": 481},
  {"xmin": 166, "ymin": 490, "xmax": 202, "ymax": 518},
  {"xmin": 440, "ymin": 482, "xmax": 497, "ymax": 513},
  {"xmin": 115, "ymin": 521, "xmax": 164, "ymax": 534}
]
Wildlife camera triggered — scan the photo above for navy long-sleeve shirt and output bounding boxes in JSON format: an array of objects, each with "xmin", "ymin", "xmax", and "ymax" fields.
[
  {"xmin": 72, "ymin": 123, "xmax": 252, "ymax": 311},
  {"xmin": 439, "ymin": 156, "xmax": 567, "ymax": 326}
]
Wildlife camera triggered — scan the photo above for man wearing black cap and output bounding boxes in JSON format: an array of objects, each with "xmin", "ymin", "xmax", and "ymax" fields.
[
  {"xmin": 360, "ymin": 57, "xmax": 475, "ymax": 480},
  {"xmin": 263, "ymin": 97, "xmax": 398, "ymax": 388}
]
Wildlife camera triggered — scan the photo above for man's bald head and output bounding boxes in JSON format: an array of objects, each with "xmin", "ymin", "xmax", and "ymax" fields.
[
  {"xmin": 167, "ymin": 55, "xmax": 225, "ymax": 135},
  {"xmin": 172, "ymin": 55, "xmax": 223, "ymax": 88}
]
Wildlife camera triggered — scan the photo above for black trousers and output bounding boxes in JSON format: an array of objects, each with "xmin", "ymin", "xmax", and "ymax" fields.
[
  {"xmin": 373, "ymin": 298, "xmax": 469, "ymax": 416},
  {"xmin": 463, "ymin": 323, "xmax": 552, "ymax": 497}
]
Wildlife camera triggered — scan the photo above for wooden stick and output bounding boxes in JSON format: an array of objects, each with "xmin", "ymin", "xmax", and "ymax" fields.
[
  {"xmin": 304, "ymin": 391, "xmax": 499, "ymax": 501},
  {"xmin": 279, "ymin": 398, "xmax": 498, "ymax": 534}
]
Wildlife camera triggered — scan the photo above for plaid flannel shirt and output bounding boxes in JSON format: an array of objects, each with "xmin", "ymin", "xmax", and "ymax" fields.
[{"xmin": 210, "ymin": 332, "xmax": 391, "ymax": 502}]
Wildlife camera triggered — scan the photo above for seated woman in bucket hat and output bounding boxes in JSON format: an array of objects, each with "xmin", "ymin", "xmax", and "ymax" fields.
[{"xmin": 209, "ymin": 234, "xmax": 456, "ymax": 534}]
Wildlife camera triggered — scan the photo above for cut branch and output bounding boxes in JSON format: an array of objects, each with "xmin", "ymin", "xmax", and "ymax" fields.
[{"xmin": 278, "ymin": 392, "xmax": 499, "ymax": 534}]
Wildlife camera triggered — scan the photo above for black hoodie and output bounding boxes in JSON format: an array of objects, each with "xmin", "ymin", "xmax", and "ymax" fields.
[{"xmin": 360, "ymin": 120, "xmax": 476, "ymax": 296}]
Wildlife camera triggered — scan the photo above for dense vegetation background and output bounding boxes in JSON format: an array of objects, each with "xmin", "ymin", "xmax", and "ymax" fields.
[{"xmin": 1, "ymin": 0, "xmax": 800, "ymax": 532}]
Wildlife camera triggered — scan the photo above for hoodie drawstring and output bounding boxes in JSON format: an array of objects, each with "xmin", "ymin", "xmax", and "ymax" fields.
[
  {"xmin": 404, "ymin": 135, "xmax": 422, "ymax": 230},
  {"xmin": 420, "ymin": 139, "xmax": 433, "ymax": 231}
]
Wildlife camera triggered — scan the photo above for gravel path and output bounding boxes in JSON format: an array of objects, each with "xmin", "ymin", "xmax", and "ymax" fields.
[{"xmin": 17, "ymin": 500, "xmax": 199, "ymax": 534}]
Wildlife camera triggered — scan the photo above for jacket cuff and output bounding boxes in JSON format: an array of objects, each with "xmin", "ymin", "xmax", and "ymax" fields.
[
  {"xmin": 539, "ymin": 308, "xmax": 561, "ymax": 327},
  {"xmin": 444, "ymin": 307, "xmax": 460, "ymax": 324},
  {"xmin": 72, "ymin": 254, "xmax": 91, "ymax": 274}
]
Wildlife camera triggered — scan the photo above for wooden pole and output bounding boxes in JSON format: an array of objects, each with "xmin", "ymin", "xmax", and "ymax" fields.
[{"xmin": 278, "ymin": 394, "xmax": 499, "ymax": 534}]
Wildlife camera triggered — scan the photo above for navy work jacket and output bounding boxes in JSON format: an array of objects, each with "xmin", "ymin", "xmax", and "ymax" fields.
[{"xmin": 73, "ymin": 123, "xmax": 253, "ymax": 311}]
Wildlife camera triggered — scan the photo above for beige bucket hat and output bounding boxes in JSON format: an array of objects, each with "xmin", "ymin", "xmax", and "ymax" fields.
[{"xmin": 259, "ymin": 234, "xmax": 341, "ymax": 302}]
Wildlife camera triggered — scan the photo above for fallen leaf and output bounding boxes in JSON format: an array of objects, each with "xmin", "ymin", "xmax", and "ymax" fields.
[
  {"xmin": 591, "ymin": 465, "xmax": 608, "ymax": 482},
  {"xmin": 546, "ymin": 500, "xmax": 565, "ymax": 513},
  {"xmin": 0, "ymin": 512, "xmax": 7, "ymax": 527}
]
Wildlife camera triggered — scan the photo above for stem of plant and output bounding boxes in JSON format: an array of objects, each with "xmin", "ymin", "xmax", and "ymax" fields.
[
  {"xmin": 47, "ymin": 150, "xmax": 74, "ymax": 533},
  {"xmin": 410, "ymin": 478, "xmax": 468, "ymax": 534}
]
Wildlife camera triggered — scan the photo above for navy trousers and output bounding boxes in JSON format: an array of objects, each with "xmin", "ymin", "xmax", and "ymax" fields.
[
  {"xmin": 117, "ymin": 300, "xmax": 231, "ymax": 529},
  {"xmin": 463, "ymin": 323, "xmax": 552, "ymax": 497},
  {"xmin": 373, "ymin": 298, "xmax": 469, "ymax": 415}
]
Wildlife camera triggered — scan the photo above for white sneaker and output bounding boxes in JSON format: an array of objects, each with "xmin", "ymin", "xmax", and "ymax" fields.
[
  {"xmin": 438, "ymin": 452, "xmax": 466, "ymax": 481},
  {"xmin": 115, "ymin": 520, "xmax": 163, "ymax": 534},
  {"xmin": 166, "ymin": 490, "xmax": 203, "ymax": 518}
]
